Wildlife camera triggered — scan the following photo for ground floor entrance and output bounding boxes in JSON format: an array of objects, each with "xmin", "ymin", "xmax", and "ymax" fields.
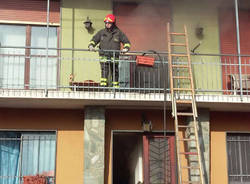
[{"xmin": 112, "ymin": 132, "xmax": 176, "ymax": 184}]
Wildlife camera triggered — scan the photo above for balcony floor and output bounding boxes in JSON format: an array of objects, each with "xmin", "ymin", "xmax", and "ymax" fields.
[{"xmin": 0, "ymin": 89, "xmax": 250, "ymax": 111}]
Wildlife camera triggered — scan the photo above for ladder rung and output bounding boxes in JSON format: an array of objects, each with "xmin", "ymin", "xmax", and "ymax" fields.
[
  {"xmin": 177, "ymin": 112, "xmax": 194, "ymax": 116},
  {"xmin": 168, "ymin": 24, "xmax": 203, "ymax": 184},
  {"xmin": 179, "ymin": 138, "xmax": 196, "ymax": 142},
  {"xmin": 182, "ymin": 166, "xmax": 200, "ymax": 170},
  {"xmin": 171, "ymin": 54, "xmax": 188, "ymax": 57},
  {"xmin": 173, "ymin": 88, "xmax": 192, "ymax": 91},
  {"xmin": 180, "ymin": 152, "xmax": 198, "ymax": 156},
  {"xmin": 176, "ymin": 100, "xmax": 192, "ymax": 104},
  {"xmin": 183, "ymin": 181, "xmax": 201, "ymax": 184},
  {"xmin": 178, "ymin": 125, "xmax": 195, "ymax": 128},
  {"xmin": 170, "ymin": 32, "xmax": 185, "ymax": 36},
  {"xmin": 172, "ymin": 65, "xmax": 189, "ymax": 68},
  {"xmin": 180, "ymin": 152, "xmax": 198, "ymax": 155},
  {"xmin": 173, "ymin": 76, "xmax": 191, "ymax": 79},
  {"xmin": 170, "ymin": 43, "xmax": 186, "ymax": 46}
]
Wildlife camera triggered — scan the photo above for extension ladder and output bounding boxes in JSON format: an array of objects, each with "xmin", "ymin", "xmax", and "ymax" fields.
[{"xmin": 167, "ymin": 23, "xmax": 205, "ymax": 184}]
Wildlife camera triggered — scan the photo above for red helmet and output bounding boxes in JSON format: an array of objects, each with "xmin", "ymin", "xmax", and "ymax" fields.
[{"xmin": 104, "ymin": 14, "xmax": 116, "ymax": 23}]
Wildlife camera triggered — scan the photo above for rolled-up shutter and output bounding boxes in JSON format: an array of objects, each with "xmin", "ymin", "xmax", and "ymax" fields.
[
  {"xmin": 219, "ymin": 8, "xmax": 250, "ymax": 93},
  {"xmin": 0, "ymin": 0, "xmax": 60, "ymax": 23}
]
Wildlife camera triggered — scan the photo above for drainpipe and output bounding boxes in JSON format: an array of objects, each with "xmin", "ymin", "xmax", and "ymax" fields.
[
  {"xmin": 234, "ymin": 0, "xmax": 243, "ymax": 98},
  {"xmin": 46, "ymin": 0, "xmax": 50, "ymax": 95},
  {"xmin": 72, "ymin": 9, "xmax": 75, "ymax": 80}
]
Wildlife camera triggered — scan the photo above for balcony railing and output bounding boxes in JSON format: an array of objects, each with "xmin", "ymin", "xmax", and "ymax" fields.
[{"xmin": 0, "ymin": 46, "xmax": 250, "ymax": 97}]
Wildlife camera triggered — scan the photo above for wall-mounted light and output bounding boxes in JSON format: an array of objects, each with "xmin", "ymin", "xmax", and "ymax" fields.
[
  {"xmin": 141, "ymin": 113, "xmax": 152, "ymax": 132},
  {"xmin": 195, "ymin": 26, "xmax": 204, "ymax": 39},
  {"xmin": 83, "ymin": 16, "xmax": 93, "ymax": 32}
]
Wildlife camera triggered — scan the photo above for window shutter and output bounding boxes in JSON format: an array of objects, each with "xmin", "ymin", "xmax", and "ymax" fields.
[
  {"xmin": 219, "ymin": 8, "xmax": 237, "ymax": 55},
  {"xmin": 0, "ymin": 0, "xmax": 60, "ymax": 23},
  {"xmin": 239, "ymin": 10, "xmax": 250, "ymax": 55}
]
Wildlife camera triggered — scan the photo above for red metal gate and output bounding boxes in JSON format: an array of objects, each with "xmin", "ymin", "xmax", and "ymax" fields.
[{"xmin": 143, "ymin": 135, "xmax": 176, "ymax": 184}]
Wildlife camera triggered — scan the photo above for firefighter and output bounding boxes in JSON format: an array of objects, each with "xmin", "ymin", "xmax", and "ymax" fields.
[{"xmin": 88, "ymin": 14, "xmax": 131, "ymax": 88}]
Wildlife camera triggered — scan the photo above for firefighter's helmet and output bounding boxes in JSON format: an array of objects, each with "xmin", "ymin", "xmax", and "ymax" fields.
[{"xmin": 104, "ymin": 14, "xmax": 116, "ymax": 23}]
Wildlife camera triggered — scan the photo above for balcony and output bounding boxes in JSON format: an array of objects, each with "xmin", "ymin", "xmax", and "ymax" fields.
[{"xmin": 0, "ymin": 46, "xmax": 250, "ymax": 110}]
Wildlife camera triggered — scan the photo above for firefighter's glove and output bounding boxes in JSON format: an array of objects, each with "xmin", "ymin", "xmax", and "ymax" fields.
[
  {"xmin": 88, "ymin": 45, "xmax": 95, "ymax": 51},
  {"xmin": 121, "ymin": 48, "xmax": 129, "ymax": 53}
]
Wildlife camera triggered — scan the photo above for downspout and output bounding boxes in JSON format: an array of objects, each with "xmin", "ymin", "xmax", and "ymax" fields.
[
  {"xmin": 234, "ymin": 0, "xmax": 243, "ymax": 98},
  {"xmin": 72, "ymin": 8, "xmax": 75, "ymax": 81},
  {"xmin": 46, "ymin": 0, "xmax": 50, "ymax": 94}
]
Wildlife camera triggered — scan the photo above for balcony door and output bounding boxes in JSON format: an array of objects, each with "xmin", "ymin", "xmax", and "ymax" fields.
[
  {"xmin": 0, "ymin": 0, "xmax": 60, "ymax": 89},
  {"xmin": 0, "ymin": 24, "xmax": 58, "ymax": 89}
]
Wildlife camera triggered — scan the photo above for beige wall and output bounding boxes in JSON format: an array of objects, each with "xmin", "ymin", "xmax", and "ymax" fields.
[
  {"xmin": 211, "ymin": 111, "xmax": 250, "ymax": 184},
  {"xmin": 172, "ymin": 0, "xmax": 220, "ymax": 54},
  {"xmin": 0, "ymin": 108, "xmax": 84, "ymax": 184},
  {"xmin": 171, "ymin": 0, "xmax": 222, "ymax": 93},
  {"xmin": 2, "ymin": 107, "xmax": 250, "ymax": 184}
]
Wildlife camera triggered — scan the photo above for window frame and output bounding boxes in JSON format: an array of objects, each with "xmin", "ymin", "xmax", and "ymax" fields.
[
  {"xmin": 226, "ymin": 132, "xmax": 250, "ymax": 184},
  {"xmin": 0, "ymin": 23, "xmax": 60, "ymax": 89},
  {"xmin": 0, "ymin": 130, "xmax": 57, "ymax": 184}
]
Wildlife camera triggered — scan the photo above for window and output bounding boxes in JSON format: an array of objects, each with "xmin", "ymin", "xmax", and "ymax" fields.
[
  {"xmin": 0, "ymin": 25, "xmax": 26, "ymax": 88},
  {"xmin": 0, "ymin": 24, "xmax": 58, "ymax": 89},
  {"xmin": 0, "ymin": 131, "xmax": 56, "ymax": 184},
  {"xmin": 227, "ymin": 133, "xmax": 250, "ymax": 184}
]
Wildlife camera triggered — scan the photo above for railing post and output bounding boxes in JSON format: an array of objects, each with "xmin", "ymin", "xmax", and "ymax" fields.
[
  {"xmin": 234, "ymin": 0, "xmax": 243, "ymax": 98},
  {"xmin": 46, "ymin": 0, "xmax": 50, "ymax": 94},
  {"xmin": 113, "ymin": 50, "xmax": 115, "ymax": 89}
]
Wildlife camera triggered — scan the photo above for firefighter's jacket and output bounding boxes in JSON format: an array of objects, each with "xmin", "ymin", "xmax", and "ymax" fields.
[{"xmin": 89, "ymin": 26, "xmax": 131, "ymax": 57}]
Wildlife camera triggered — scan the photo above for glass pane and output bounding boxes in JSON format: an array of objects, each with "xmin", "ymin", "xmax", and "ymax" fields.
[
  {"xmin": 21, "ymin": 133, "xmax": 56, "ymax": 184},
  {"xmin": 0, "ymin": 132, "xmax": 21, "ymax": 184},
  {"xmin": 0, "ymin": 25, "xmax": 26, "ymax": 89},
  {"xmin": 30, "ymin": 57, "xmax": 57, "ymax": 89},
  {"xmin": 30, "ymin": 27, "xmax": 57, "ymax": 56},
  {"xmin": 30, "ymin": 26, "xmax": 58, "ymax": 89}
]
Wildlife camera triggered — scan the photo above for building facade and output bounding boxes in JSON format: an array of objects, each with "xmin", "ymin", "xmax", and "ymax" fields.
[{"xmin": 0, "ymin": 0, "xmax": 250, "ymax": 184}]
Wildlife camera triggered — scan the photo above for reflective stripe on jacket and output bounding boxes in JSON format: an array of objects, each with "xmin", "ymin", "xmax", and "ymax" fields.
[{"xmin": 88, "ymin": 26, "xmax": 130, "ymax": 57}]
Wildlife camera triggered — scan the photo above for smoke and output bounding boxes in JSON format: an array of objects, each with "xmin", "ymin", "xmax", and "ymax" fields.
[{"xmin": 115, "ymin": 0, "xmax": 170, "ymax": 51}]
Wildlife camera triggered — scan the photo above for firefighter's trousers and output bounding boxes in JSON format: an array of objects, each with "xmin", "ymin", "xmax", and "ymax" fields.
[{"xmin": 100, "ymin": 57, "xmax": 119, "ymax": 87}]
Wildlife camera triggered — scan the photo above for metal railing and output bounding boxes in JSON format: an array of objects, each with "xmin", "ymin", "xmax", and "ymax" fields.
[
  {"xmin": 227, "ymin": 133, "xmax": 250, "ymax": 184},
  {"xmin": 1, "ymin": 46, "xmax": 250, "ymax": 97}
]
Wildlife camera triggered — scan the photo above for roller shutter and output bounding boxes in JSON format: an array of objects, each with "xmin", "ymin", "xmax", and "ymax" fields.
[{"xmin": 0, "ymin": 0, "xmax": 60, "ymax": 23}]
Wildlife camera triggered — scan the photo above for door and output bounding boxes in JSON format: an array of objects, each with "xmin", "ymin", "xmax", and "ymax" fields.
[{"xmin": 143, "ymin": 135, "xmax": 176, "ymax": 184}]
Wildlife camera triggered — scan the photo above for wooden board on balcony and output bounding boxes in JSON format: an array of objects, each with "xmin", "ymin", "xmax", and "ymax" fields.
[{"xmin": 69, "ymin": 80, "xmax": 99, "ymax": 91}]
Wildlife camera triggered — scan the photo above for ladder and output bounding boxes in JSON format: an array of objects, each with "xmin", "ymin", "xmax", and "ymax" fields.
[{"xmin": 167, "ymin": 23, "xmax": 205, "ymax": 184}]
